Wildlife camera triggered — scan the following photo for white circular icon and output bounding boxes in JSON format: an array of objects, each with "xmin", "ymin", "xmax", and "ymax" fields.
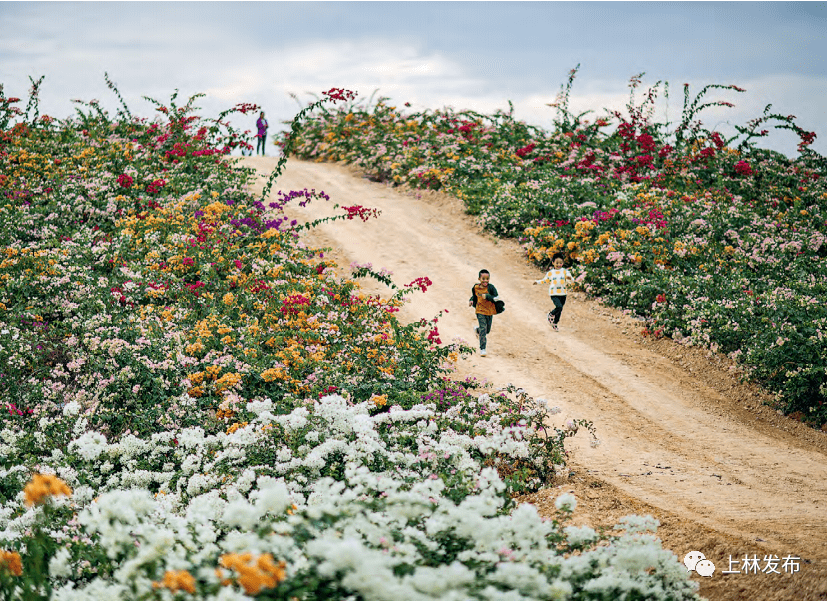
[
  {"xmin": 683, "ymin": 550, "xmax": 706, "ymax": 572},
  {"xmin": 695, "ymin": 559, "xmax": 716, "ymax": 577}
]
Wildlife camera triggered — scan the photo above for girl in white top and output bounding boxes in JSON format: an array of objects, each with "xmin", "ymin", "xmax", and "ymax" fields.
[{"xmin": 533, "ymin": 253, "xmax": 573, "ymax": 331}]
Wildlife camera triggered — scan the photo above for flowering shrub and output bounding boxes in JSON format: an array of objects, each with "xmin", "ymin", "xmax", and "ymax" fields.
[
  {"xmin": 0, "ymin": 78, "xmax": 700, "ymax": 598},
  {"xmin": 285, "ymin": 68, "xmax": 826, "ymax": 426}
]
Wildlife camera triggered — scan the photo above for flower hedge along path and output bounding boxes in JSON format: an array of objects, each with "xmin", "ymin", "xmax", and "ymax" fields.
[
  {"xmin": 245, "ymin": 155, "xmax": 826, "ymax": 601},
  {"xmin": 0, "ymin": 81, "xmax": 704, "ymax": 599},
  {"xmin": 284, "ymin": 69, "xmax": 826, "ymax": 427}
]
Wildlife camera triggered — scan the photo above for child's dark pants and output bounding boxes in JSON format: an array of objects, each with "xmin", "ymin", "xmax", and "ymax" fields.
[
  {"xmin": 257, "ymin": 134, "xmax": 267, "ymax": 155},
  {"xmin": 550, "ymin": 295, "xmax": 567, "ymax": 324},
  {"xmin": 476, "ymin": 313, "xmax": 493, "ymax": 350}
]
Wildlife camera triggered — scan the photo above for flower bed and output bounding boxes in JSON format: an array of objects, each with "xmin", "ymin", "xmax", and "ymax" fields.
[
  {"xmin": 285, "ymin": 69, "xmax": 827, "ymax": 426},
  {"xmin": 0, "ymin": 80, "xmax": 700, "ymax": 598}
]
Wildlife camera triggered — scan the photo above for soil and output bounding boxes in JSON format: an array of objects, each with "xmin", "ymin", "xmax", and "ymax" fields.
[{"xmin": 241, "ymin": 156, "xmax": 827, "ymax": 601}]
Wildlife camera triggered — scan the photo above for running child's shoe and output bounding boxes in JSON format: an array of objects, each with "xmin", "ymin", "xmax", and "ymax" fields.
[
  {"xmin": 480, "ymin": 349, "xmax": 487, "ymax": 357},
  {"xmin": 552, "ymin": 324, "xmax": 559, "ymax": 331}
]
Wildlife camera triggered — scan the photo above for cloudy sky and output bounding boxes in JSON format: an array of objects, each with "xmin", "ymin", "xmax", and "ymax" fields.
[{"xmin": 2, "ymin": 2, "xmax": 825, "ymax": 157}]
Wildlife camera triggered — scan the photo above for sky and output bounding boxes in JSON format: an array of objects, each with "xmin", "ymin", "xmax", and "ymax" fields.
[{"xmin": 2, "ymin": 2, "xmax": 826, "ymax": 157}]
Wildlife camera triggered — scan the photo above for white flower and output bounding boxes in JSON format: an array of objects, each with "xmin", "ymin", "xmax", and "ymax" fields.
[
  {"xmin": 554, "ymin": 492, "xmax": 577, "ymax": 511},
  {"xmin": 613, "ymin": 514, "xmax": 659, "ymax": 534},
  {"xmin": 246, "ymin": 398, "xmax": 273, "ymax": 416},
  {"xmin": 49, "ymin": 547, "xmax": 72, "ymax": 577},
  {"xmin": 72, "ymin": 417, "xmax": 88, "ymax": 437},
  {"xmin": 62, "ymin": 401, "xmax": 81, "ymax": 417},
  {"xmin": 222, "ymin": 498, "xmax": 259, "ymax": 530},
  {"xmin": 250, "ymin": 477, "xmax": 291, "ymax": 515},
  {"xmin": 564, "ymin": 525, "xmax": 597, "ymax": 546},
  {"xmin": 69, "ymin": 432, "xmax": 108, "ymax": 461}
]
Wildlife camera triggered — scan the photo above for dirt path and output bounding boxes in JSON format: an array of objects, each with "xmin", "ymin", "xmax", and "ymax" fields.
[{"xmin": 241, "ymin": 157, "xmax": 826, "ymax": 600}]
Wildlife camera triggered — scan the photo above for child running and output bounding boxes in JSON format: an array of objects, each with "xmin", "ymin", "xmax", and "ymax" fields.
[
  {"xmin": 533, "ymin": 253, "xmax": 574, "ymax": 331},
  {"xmin": 469, "ymin": 268, "xmax": 500, "ymax": 356}
]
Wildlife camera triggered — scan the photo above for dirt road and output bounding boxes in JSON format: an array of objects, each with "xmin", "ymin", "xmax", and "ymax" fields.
[{"xmin": 242, "ymin": 156, "xmax": 826, "ymax": 600}]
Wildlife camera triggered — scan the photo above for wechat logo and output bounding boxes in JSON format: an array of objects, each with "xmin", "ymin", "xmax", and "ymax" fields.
[{"xmin": 684, "ymin": 551, "xmax": 715, "ymax": 577}]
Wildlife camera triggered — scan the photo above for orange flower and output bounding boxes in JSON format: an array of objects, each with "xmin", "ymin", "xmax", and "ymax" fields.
[
  {"xmin": 23, "ymin": 474, "xmax": 72, "ymax": 507},
  {"xmin": 370, "ymin": 394, "xmax": 388, "ymax": 408},
  {"xmin": 153, "ymin": 569, "xmax": 196, "ymax": 594},
  {"xmin": 0, "ymin": 550, "xmax": 22, "ymax": 576},
  {"xmin": 218, "ymin": 553, "xmax": 287, "ymax": 595}
]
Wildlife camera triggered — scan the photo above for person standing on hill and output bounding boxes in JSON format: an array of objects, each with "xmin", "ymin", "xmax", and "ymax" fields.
[
  {"xmin": 469, "ymin": 269, "xmax": 501, "ymax": 356},
  {"xmin": 534, "ymin": 253, "xmax": 574, "ymax": 331},
  {"xmin": 256, "ymin": 111, "xmax": 269, "ymax": 156}
]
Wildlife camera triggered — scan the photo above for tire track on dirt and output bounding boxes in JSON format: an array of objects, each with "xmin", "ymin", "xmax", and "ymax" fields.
[{"xmin": 241, "ymin": 156, "xmax": 826, "ymax": 600}]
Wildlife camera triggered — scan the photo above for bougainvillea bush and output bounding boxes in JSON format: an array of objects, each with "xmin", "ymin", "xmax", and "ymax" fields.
[
  {"xmin": 0, "ymin": 79, "xmax": 700, "ymax": 599},
  {"xmin": 284, "ymin": 68, "xmax": 827, "ymax": 426}
]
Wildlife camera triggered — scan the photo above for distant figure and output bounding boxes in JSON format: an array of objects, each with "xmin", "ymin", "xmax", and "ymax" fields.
[
  {"xmin": 534, "ymin": 252, "xmax": 574, "ymax": 331},
  {"xmin": 256, "ymin": 111, "xmax": 269, "ymax": 156},
  {"xmin": 469, "ymin": 268, "xmax": 502, "ymax": 357}
]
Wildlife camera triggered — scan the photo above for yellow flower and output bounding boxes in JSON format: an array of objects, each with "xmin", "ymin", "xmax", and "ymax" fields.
[
  {"xmin": 0, "ymin": 550, "xmax": 22, "ymax": 576},
  {"xmin": 23, "ymin": 474, "xmax": 72, "ymax": 507},
  {"xmin": 223, "ymin": 293, "xmax": 235, "ymax": 306},
  {"xmin": 370, "ymin": 394, "xmax": 388, "ymax": 408},
  {"xmin": 215, "ymin": 372, "xmax": 242, "ymax": 392},
  {"xmin": 185, "ymin": 340, "xmax": 205, "ymax": 355},
  {"xmin": 260, "ymin": 368, "xmax": 285, "ymax": 382},
  {"xmin": 218, "ymin": 553, "xmax": 287, "ymax": 595},
  {"xmin": 226, "ymin": 422, "xmax": 248, "ymax": 434},
  {"xmin": 153, "ymin": 570, "xmax": 196, "ymax": 594}
]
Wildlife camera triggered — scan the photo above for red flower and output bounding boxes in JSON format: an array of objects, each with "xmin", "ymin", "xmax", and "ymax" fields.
[
  {"xmin": 734, "ymin": 160, "xmax": 753, "ymax": 176},
  {"xmin": 658, "ymin": 144, "xmax": 673, "ymax": 159},
  {"xmin": 798, "ymin": 130, "xmax": 816, "ymax": 151},
  {"xmin": 636, "ymin": 133, "xmax": 655, "ymax": 152},
  {"xmin": 655, "ymin": 294, "xmax": 666, "ymax": 303},
  {"xmin": 117, "ymin": 173, "xmax": 133, "ymax": 188},
  {"xmin": 146, "ymin": 179, "xmax": 166, "ymax": 194},
  {"xmin": 515, "ymin": 143, "xmax": 536, "ymax": 158},
  {"xmin": 322, "ymin": 88, "xmax": 357, "ymax": 103},
  {"xmin": 406, "ymin": 276, "xmax": 433, "ymax": 293},
  {"xmin": 342, "ymin": 205, "xmax": 381, "ymax": 221}
]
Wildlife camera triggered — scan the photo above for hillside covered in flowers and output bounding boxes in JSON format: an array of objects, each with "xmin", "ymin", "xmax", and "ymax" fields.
[
  {"xmin": 284, "ymin": 69, "xmax": 827, "ymax": 427},
  {"xmin": 0, "ymin": 78, "xmax": 707, "ymax": 599}
]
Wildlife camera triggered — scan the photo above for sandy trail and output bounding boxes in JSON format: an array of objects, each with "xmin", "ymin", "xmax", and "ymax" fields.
[{"xmin": 241, "ymin": 157, "xmax": 826, "ymax": 600}]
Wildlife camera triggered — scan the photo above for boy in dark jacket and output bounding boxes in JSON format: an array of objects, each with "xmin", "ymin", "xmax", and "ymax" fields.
[{"xmin": 469, "ymin": 269, "xmax": 500, "ymax": 357}]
